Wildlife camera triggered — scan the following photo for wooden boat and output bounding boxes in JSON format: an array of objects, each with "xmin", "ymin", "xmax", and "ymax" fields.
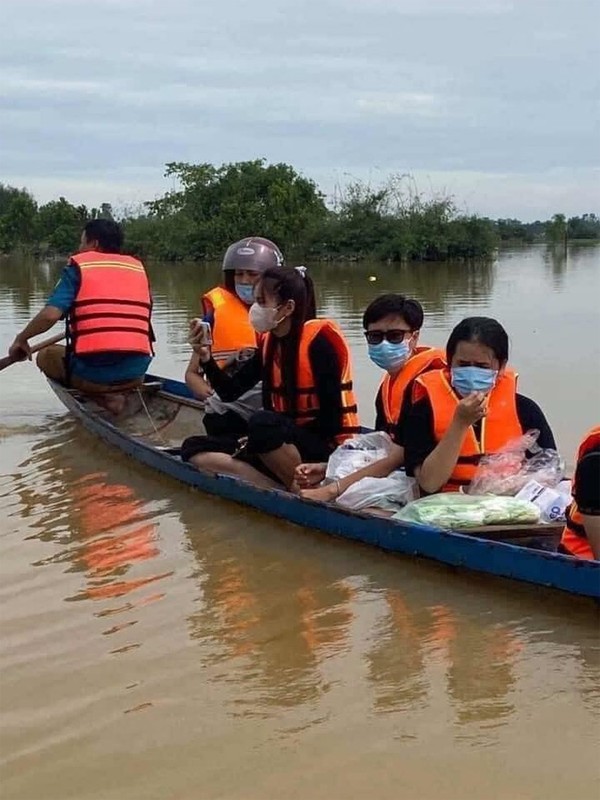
[{"xmin": 47, "ymin": 375, "xmax": 600, "ymax": 600}]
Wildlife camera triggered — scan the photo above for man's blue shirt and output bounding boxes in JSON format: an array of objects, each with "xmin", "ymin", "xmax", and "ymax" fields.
[{"xmin": 47, "ymin": 263, "xmax": 152, "ymax": 383}]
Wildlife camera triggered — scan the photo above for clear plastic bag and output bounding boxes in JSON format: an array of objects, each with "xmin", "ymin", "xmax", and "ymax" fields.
[
  {"xmin": 336, "ymin": 472, "xmax": 418, "ymax": 511},
  {"xmin": 393, "ymin": 493, "xmax": 541, "ymax": 529},
  {"xmin": 325, "ymin": 431, "xmax": 395, "ymax": 481},
  {"xmin": 466, "ymin": 429, "xmax": 564, "ymax": 496}
]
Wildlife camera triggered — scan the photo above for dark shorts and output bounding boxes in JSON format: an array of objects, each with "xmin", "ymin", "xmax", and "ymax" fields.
[
  {"xmin": 203, "ymin": 410, "xmax": 249, "ymax": 438},
  {"xmin": 180, "ymin": 410, "xmax": 334, "ymax": 465},
  {"xmin": 246, "ymin": 410, "xmax": 334, "ymax": 462}
]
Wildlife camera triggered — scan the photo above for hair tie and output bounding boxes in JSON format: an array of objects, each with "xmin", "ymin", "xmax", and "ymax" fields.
[{"xmin": 295, "ymin": 265, "xmax": 307, "ymax": 278}]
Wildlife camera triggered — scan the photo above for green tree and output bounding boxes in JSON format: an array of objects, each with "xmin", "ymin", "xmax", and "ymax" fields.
[
  {"xmin": 0, "ymin": 184, "xmax": 38, "ymax": 252},
  {"xmin": 146, "ymin": 159, "xmax": 328, "ymax": 259},
  {"xmin": 567, "ymin": 213, "xmax": 600, "ymax": 240},
  {"xmin": 545, "ymin": 213, "xmax": 567, "ymax": 244},
  {"xmin": 37, "ymin": 197, "xmax": 88, "ymax": 253}
]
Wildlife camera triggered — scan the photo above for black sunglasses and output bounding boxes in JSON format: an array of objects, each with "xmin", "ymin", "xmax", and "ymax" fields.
[{"xmin": 364, "ymin": 329, "xmax": 413, "ymax": 345}]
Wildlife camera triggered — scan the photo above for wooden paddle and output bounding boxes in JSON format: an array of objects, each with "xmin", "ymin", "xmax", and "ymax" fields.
[{"xmin": 0, "ymin": 333, "xmax": 65, "ymax": 372}]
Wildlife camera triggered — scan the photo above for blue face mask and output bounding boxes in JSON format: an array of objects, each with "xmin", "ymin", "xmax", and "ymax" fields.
[
  {"xmin": 368, "ymin": 340, "xmax": 411, "ymax": 373},
  {"xmin": 235, "ymin": 282, "xmax": 255, "ymax": 305},
  {"xmin": 451, "ymin": 366, "xmax": 498, "ymax": 396}
]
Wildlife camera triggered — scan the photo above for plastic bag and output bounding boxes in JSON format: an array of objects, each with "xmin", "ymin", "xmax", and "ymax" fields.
[
  {"xmin": 325, "ymin": 431, "xmax": 395, "ymax": 481},
  {"xmin": 393, "ymin": 493, "xmax": 541, "ymax": 529},
  {"xmin": 336, "ymin": 472, "xmax": 418, "ymax": 511},
  {"xmin": 466, "ymin": 429, "xmax": 564, "ymax": 496}
]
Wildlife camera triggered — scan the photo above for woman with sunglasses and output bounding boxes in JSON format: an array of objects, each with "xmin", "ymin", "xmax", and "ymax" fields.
[
  {"xmin": 181, "ymin": 267, "xmax": 360, "ymax": 489},
  {"xmin": 404, "ymin": 316, "xmax": 556, "ymax": 494},
  {"xmin": 297, "ymin": 294, "xmax": 444, "ymax": 502}
]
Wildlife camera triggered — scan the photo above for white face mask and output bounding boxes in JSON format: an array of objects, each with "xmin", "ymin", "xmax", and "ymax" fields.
[{"xmin": 249, "ymin": 302, "xmax": 281, "ymax": 333}]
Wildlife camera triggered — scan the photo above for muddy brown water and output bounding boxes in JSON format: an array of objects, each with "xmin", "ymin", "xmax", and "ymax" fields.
[{"xmin": 1, "ymin": 246, "xmax": 599, "ymax": 799}]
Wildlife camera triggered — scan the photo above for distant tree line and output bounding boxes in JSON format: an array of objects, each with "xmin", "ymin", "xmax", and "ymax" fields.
[{"xmin": 1, "ymin": 162, "xmax": 598, "ymax": 261}]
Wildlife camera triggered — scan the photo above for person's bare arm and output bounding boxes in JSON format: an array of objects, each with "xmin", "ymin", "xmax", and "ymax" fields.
[
  {"xmin": 9, "ymin": 306, "xmax": 62, "ymax": 359},
  {"xmin": 582, "ymin": 516, "xmax": 600, "ymax": 560},
  {"xmin": 301, "ymin": 445, "xmax": 404, "ymax": 501},
  {"xmin": 184, "ymin": 352, "xmax": 214, "ymax": 401}
]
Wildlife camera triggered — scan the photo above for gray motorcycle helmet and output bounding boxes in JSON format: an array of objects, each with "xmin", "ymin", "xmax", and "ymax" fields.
[{"xmin": 222, "ymin": 237, "xmax": 284, "ymax": 272}]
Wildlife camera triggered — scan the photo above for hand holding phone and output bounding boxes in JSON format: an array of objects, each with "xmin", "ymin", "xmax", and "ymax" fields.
[{"xmin": 189, "ymin": 319, "xmax": 213, "ymax": 346}]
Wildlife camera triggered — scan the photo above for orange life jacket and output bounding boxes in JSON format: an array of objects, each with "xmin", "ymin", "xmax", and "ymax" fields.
[
  {"xmin": 68, "ymin": 250, "xmax": 152, "ymax": 356},
  {"xmin": 202, "ymin": 286, "xmax": 257, "ymax": 367},
  {"xmin": 379, "ymin": 346, "xmax": 446, "ymax": 438},
  {"xmin": 412, "ymin": 368, "xmax": 522, "ymax": 492},
  {"xmin": 262, "ymin": 319, "xmax": 360, "ymax": 445},
  {"xmin": 560, "ymin": 426, "xmax": 600, "ymax": 560}
]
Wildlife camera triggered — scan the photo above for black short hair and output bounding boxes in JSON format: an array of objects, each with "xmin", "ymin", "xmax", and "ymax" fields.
[
  {"xmin": 84, "ymin": 219, "xmax": 123, "ymax": 253},
  {"xmin": 362, "ymin": 294, "xmax": 424, "ymax": 330},
  {"xmin": 446, "ymin": 317, "xmax": 509, "ymax": 364}
]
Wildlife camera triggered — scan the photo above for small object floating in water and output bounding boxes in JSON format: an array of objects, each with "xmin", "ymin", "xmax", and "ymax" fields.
[{"xmin": 369, "ymin": 275, "xmax": 377, "ymax": 282}]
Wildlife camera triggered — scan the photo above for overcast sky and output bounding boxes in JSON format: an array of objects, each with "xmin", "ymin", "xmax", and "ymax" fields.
[{"xmin": 1, "ymin": 0, "xmax": 598, "ymax": 220}]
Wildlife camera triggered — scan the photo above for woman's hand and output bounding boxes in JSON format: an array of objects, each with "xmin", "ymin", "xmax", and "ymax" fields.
[
  {"xmin": 294, "ymin": 462, "xmax": 327, "ymax": 489},
  {"xmin": 454, "ymin": 391, "xmax": 488, "ymax": 427},
  {"xmin": 189, "ymin": 320, "xmax": 212, "ymax": 361}
]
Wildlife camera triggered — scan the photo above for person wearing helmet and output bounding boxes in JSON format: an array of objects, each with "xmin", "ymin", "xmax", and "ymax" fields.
[{"xmin": 185, "ymin": 236, "xmax": 284, "ymax": 437}]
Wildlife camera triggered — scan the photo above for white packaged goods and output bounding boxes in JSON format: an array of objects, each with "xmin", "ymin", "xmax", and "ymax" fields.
[
  {"xmin": 326, "ymin": 432, "xmax": 394, "ymax": 480},
  {"xmin": 335, "ymin": 473, "xmax": 418, "ymax": 511},
  {"xmin": 515, "ymin": 480, "xmax": 570, "ymax": 523}
]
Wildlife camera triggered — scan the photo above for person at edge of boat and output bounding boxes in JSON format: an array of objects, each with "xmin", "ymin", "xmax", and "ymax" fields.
[
  {"xmin": 558, "ymin": 426, "xmax": 600, "ymax": 560},
  {"xmin": 180, "ymin": 266, "xmax": 361, "ymax": 490},
  {"xmin": 8, "ymin": 219, "xmax": 153, "ymax": 415},
  {"xmin": 185, "ymin": 236, "xmax": 285, "ymax": 438},
  {"xmin": 295, "ymin": 293, "xmax": 446, "ymax": 502},
  {"xmin": 403, "ymin": 316, "xmax": 556, "ymax": 494}
]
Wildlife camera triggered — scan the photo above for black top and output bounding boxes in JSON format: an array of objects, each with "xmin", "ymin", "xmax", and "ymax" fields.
[
  {"xmin": 374, "ymin": 384, "xmax": 415, "ymax": 446},
  {"xmin": 574, "ymin": 448, "xmax": 600, "ymax": 515},
  {"xmin": 404, "ymin": 393, "xmax": 557, "ymax": 476},
  {"xmin": 203, "ymin": 331, "xmax": 343, "ymax": 441}
]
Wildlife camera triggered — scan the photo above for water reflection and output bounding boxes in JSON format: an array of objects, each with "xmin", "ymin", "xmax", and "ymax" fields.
[
  {"xmin": 11, "ymin": 423, "xmax": 171, "ymax": 604},
  {"xmin": 3, "ymin": 418, "xmax": 599, "ymax": 744},
  {"xmin": 182, "ymin": 502, "xmax": 355, "ymax": 713},
  {"xmin": 0, "ymin": 253, "xmax": 498, "ymax": 325},
  {"xmin": 543, "ymin": 245, "xmax": 568, "ymax": 287}
]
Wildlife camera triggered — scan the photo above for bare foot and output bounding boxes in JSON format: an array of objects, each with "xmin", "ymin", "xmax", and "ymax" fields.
[
  {"xmin": 94, "ymin": 393, "xmax": 127, "ymax": 415},
  {"xmin": 300, "ymin": 482, "xmax": 338, "ymax": 503}
]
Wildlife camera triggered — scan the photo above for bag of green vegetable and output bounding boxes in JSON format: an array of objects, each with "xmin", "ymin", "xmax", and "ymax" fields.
[{"xmin": 392, "ymin": 493, "xmax": 541, "ymax": 529}]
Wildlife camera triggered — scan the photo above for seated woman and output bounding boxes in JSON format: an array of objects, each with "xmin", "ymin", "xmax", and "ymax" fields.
[
  {"xmin": 559, "ymin": 427, "xmax": 600, "ymax": 560},
  {"xmin": 181, "ymin": 267, "xmax": 360, "ymax": 489},
  {"xmin": 296, "ymin": 294, "xmax": 445, "ymax": 501},
  {"xmin": 185, "ymin": 236, "xmax": 284, "ymax": 437},
  {"xmin": 404, "ymin": 316, "xmax": 556, "ymax": 494}
]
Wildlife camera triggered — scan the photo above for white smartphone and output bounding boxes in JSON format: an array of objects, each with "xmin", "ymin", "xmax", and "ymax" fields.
[{"xmin": 189, "ymin": 319, "xmax": 213, "ymax": 346}]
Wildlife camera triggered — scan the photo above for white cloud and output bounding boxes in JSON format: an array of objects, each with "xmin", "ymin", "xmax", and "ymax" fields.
[{"xmin": 0, "ymin": 0, "xmax": 597, "ymax": 220}]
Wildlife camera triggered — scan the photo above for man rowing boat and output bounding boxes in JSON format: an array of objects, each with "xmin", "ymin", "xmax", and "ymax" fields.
[{"xmin": 8, "ymin": 219, "xmax": 154, "ymax": 413}]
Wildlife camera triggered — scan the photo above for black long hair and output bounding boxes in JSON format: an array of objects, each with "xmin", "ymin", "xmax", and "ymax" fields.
[
  {"xmin": 260, "ymin": 267, "xmax": 318, "ymax": 414},
  {"xmin": 446, "ymin": 316, "xmax": 509, "ymax": 365}
]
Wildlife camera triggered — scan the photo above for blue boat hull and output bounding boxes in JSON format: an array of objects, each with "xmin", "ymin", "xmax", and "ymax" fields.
[{"xmin": 47, "ymin": 377, "xmax": 600, "ymax": 600}]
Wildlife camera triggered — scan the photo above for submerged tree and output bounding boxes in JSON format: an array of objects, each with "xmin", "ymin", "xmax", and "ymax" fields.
[
  {"xmin": 145, "ymin": 159, "xmax": 329, "ymax": 259},
  {"xmin": 0, "ymin": 185, "xmax": 38, "ymax": 252}
]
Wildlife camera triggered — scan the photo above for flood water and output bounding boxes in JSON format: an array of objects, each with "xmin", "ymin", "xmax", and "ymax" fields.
[{"xmin": 1, "ymin": 245, "xmax": 599, "ymax": 800}]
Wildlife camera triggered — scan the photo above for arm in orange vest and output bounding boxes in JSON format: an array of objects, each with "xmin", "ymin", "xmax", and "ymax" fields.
[
  {"xmin": 416, "ymin": 392, "xmax": 487, "ymax": 494},
  {"xmin": 574, "ymin": 451, "xmax": 600, "ymax": 559}
]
